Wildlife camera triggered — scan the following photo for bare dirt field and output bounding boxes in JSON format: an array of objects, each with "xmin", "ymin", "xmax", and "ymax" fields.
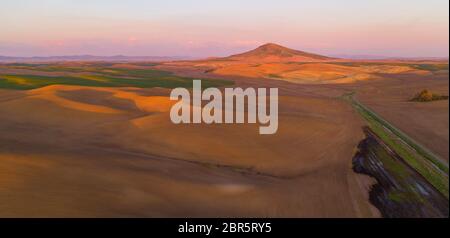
[
  {"xmin": 0, "ymin": 45, "xmax": 447, "ymax": 217},
  {"xmin": 0, "ymin": 83, "xmax": 379, "ymax": 217},
  {"xmin": 352, "ymin": 73, "xmax": 449, "ymax": 161},
  {"xmin": 158, "ymin": 56, "xmax": 449, "ymax": 162}
]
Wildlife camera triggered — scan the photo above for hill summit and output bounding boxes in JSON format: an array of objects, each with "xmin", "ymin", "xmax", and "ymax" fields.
[{"xmin": 224, "ymin": 43, "xmax": 334, "ymax": 62}]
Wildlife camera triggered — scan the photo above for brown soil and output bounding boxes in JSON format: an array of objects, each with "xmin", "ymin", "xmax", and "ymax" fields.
[{"xmin": 0, "ymin": 82, "xmax": 378, "ymax": 217}]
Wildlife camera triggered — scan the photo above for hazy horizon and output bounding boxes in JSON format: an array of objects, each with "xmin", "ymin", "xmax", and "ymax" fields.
[
  {"xmin": 1, "ymin": 0, "xmax": 449, "ymax": 58},
  {"xmin": 1, "ymin": 47, "xmax": 449, "ymax": 60}
]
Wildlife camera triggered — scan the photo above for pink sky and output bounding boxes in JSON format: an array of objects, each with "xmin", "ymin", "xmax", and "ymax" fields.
[{"xmin": 1, "ymin": 0, "xmax": 448, "ymax": 57}]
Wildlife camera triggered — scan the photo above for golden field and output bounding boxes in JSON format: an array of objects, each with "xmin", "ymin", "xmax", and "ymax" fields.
[{"xmin": 0, "ymin": 43, "xmax": 448, "ymax": 217}]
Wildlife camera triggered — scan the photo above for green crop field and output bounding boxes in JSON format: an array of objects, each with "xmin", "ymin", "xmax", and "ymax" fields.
[
  {"xmin": 0, "ymin": 64, "xmax": 233, "ymax": 90},
  {"xmin": 342, "ymin": 92, "xmax": 449, "ymax": 199}
]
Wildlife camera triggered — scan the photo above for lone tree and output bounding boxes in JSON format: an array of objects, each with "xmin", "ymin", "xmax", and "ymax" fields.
[{"xmin": 411, "ymin": 89, "xmax": 449, "ymax": 102}]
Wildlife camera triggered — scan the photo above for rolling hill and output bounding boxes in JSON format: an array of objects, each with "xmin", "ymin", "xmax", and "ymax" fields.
[{"xmin": 222, "ymin": 43, "xmax": 335, "ymax": 62}]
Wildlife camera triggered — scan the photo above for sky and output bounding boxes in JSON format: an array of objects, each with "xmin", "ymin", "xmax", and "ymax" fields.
[{"xmin": 0, "ymin": 0, "xmax": 449, "ymax": 57}]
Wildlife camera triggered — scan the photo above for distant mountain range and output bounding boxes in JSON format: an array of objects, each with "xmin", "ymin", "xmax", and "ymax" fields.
[
  {"xmin": 0, "ymin": 55, "xmax": 192, "ymax": 63},
  {"xmin": 1, "ymin": 44, "xmax": 447, "ymax": 63}
]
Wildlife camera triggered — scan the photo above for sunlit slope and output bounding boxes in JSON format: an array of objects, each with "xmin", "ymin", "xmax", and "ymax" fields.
[
  {"xmin": 192, "ymin": 62, "xmax": 434, "ymax": 84},
  {"xmin": 224, "ymin": 43, "xmax": 334, "ymax": 62},
  {"xmin": 0, "ymin": 85, "xmax": 376, "ymax": 217},
  {"xmin": 162, "ymin": 43, "xmax": 447, "ymax": 84}
]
